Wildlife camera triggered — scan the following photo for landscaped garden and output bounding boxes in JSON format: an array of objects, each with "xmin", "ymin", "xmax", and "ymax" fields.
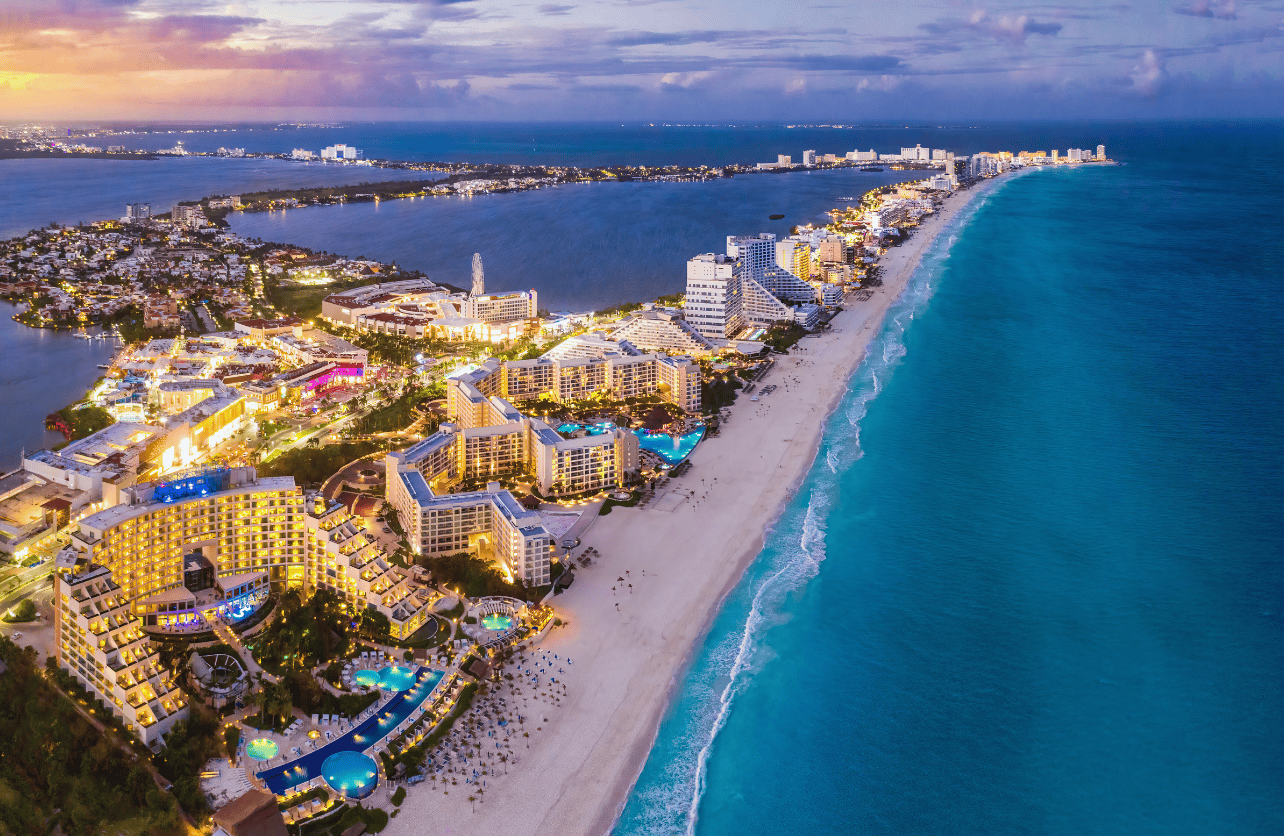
[{"xmin": 243, "ymin": 589, "xmax": 389, "ymax": 720}]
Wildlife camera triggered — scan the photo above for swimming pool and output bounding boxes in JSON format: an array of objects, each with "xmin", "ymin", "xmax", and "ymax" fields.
[
  {"xmin": 353, "ymin": 665, "xmax": 417, "ymax": 691},
  {"xmin": 481, "ymin": 613, "xmax": 515, "ymax": 631},
  {"xmin": 246, "ymin": 739, "xmax": 279, "ymax": 761},
  {"xmin": 377, "ymin": 665, "xmax": 416, "ymax": 692},
  {"xmin": 257, "ymin": 667, "xmax": 444, "ymax": 796},
  {"xmin": 636, "ymin": 427, "xmax": 705, "ymax": 466},
  {"xmin": 557, "ymin": 421, "xmax": 619, "ymax": 435},
  {"xmin": 556, "ymin": 423, "xmax": 705, "ymax": 466},
  {"xmin": 322, "ymin": 751, "xmax": 379, "ymax": 800}
]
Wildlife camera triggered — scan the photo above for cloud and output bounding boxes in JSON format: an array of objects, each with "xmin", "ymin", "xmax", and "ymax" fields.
[
  {"xmin": 568, "ymin": 81, "xmax": 643, "ymax": 93},
  {"xmin": 607, "ymin": 30, "xmax": 734, "ymax": 47},
  {"xmin": 144, "ymin": 15, "xmax": 266, "ymax": 43},
  {"xmin": 768, "ymin": 54, "xmax": 903, "ymax": 72},
  {"xmin": 658, "ymin": 70, "xmax": 715, "ymax": 91},
  {"xmin": 855, "ymin": 75, "xmax": 902, "ymax": 93},
  {"xmin": 919, "ymin": 11, "xmax": 1063, "ymax": 44},
  {"xmin": 1175, "ymin": 0, "xmax": 1238, "ymax": 19},
  {"xmin": 1129, "ymin": 48, "xmax": 1166, "ymax": 95},
  {"xmin": 0, "ymin": 0, "xmax": 1280, "ymax": 120},
  {"xmin": 410, "ymin": 0, "xmax": 483, "ymax": 22}
]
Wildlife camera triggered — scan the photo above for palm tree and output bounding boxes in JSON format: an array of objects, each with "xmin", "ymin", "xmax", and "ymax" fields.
[{"xmin": 468, "ymin": 795, "xmax": 476, "ymax": 812}]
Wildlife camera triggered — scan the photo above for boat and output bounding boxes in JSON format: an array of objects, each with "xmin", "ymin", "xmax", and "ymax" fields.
[
  {"xmin": 97, "ymin": 364, "xmax": 110, "ymax": 369},
  {"xmin": 859, "ymin": 166, "xmax": 884, "ymax": 172},
  {"xmin": 836, "ymin": 197, "xmax": 855, "ymax": 201}
]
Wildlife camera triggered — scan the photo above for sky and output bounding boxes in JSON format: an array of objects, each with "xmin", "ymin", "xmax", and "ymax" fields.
[{"xmin": 0, "ymin": 0, "xmax": 1282, "ymax": 121}]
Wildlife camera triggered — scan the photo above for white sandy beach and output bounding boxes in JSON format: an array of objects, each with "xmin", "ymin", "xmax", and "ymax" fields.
[{"xmin": 388, "ymin": 176, "xmax": 1010, "ymax": 836}]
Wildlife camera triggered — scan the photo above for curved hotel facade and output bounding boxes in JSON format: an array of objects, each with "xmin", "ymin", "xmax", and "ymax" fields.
[
  {"xmin": 56, "ymin": 466, "xmax": 441, "ymax": 744},
  {"xmin": 66, "ymin": 466, "xmax": 303, "ymax": 628}
]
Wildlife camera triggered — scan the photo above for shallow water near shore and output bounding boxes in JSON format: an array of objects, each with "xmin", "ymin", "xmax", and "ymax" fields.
[{"xmin": 614, "ymin": 125, "xmax": 1284, "ymax": 835}]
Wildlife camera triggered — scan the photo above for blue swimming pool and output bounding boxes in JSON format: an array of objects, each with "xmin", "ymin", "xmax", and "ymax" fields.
[
  {"xmin": 322, "ymin": 751, "xmax": 379, "ymax": 800},
  {"xmin": 352, "ymin": 665, "xmax": 417, "ymax": 691},
  {"xmin": 481, "ymin": 613, "xmax": 515, "ymax": 631},
  {"xmin": 636, "ymin": 427, "xmax": 705, "ymax": 466},
  {"xmin": 257, "ymin": 667, "xmax": 444, "ymax": 796},
  {"xmin": 556, "ymin": 423, "xmax": 705, "ymax": 466},
  {"xmin": 377, "ymin": 665, "xmax": 416, "ymax": 692}
]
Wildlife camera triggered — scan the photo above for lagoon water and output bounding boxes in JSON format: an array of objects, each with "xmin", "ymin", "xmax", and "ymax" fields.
[
  {"xmin": 0, "ymin": 306, "xmax": 117, "ymax": 470},
  {"xmin": 614, "ymin": 123, "xmax": 1284, "ymax": 835},
  {"xmin": 228, "ymin": 167, "xmax": 919, "ymax": 311},
  {"xmin": 0, "ymin": 157, "xmax": 433, "ymax": 240}
]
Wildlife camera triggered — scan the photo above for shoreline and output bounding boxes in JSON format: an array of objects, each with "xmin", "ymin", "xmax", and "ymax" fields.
[
  {"xmin": 0, "ymin": 151, "xmax": 159, "ymax": 161},
  {"xmin": 388, "ymin": 170, "xmax": 1025, "ymax": 836},
  {"xmin": 593, "ymin": 170, "xmax": 1034, "ymax": 836}
]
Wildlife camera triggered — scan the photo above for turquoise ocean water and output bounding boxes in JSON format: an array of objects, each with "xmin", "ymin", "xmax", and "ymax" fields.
[{"xmin": 614, "ymin": 126, "xmax": 1284, "ymax": 835}]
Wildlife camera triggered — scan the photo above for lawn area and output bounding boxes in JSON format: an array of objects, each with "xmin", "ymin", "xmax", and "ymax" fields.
[
  {"xmin": 599, "ymin": 490, "xmax": 641, "ymax": 515},
  {"xmin": 257, "ymin": 440, "xmax": 387, "ymax": 485}
]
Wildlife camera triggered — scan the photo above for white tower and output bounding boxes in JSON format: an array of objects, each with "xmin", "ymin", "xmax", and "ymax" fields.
[{"xmin": 471, "ymin": 253, "xmax": 484, "ymax": 296}]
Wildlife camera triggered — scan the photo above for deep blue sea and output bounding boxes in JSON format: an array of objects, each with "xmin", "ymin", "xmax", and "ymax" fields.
[{"xmin": 614, "ymin": 122, "xmax": 1284, "ymax": 835}]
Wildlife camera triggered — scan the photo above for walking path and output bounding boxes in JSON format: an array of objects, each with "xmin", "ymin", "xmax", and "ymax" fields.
[{"xmin": 211, "ymin": 616, "xmax": 277, "ymax": 683}]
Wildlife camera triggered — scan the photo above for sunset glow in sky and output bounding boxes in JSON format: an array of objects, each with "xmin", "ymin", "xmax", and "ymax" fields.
[{"xmin": 2, "ymin": 0, "xmax": 1282, "ymax": 120}]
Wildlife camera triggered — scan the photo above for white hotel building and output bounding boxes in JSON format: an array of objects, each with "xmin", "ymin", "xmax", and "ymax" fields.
[
  {"xmin": 387, "ymin": 436, "xmax": 554, "ymax": 586},
  {"xmin": 685, "ymin": 234, "xmax": 826, "ymax": 339},
  {"xmin": 55, "ymin": 564, "xmax": 189, "ymax": 745}
]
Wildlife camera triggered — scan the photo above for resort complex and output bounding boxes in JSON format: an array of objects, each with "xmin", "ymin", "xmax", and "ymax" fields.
[
  {"xmin": 49, "ymin": 464, "xmax": 451, "ymax": 740},
  {"xmin": 0, "ymin": 137, "xmax": 1102, "ymax": 836},
  {"xmin": 320, "ymin": 275, "xmax": 539, "ymax": 343}
]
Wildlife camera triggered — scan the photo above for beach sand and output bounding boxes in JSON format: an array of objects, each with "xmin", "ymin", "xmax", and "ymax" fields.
[{"xmin": 389, "ymin": 176, "xmax": 1007, "ymax": 836}]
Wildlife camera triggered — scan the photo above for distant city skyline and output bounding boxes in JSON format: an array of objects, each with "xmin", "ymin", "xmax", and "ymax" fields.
[{"xmin": 0, "ymin": 0, "xmax": 1281, "ymax": 121}]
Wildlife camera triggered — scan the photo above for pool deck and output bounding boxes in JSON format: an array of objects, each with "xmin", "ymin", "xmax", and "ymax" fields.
[
  {"xmin": 555, "ymin": 421, "xmax": 706, "ymax": 466},
  {"xmin": 255, "ymin": 667, "xmax": 448, "ymax": 796},
  {"xmin": 235, "ymin": 665, "xmax": 453, "ymax": 803}
]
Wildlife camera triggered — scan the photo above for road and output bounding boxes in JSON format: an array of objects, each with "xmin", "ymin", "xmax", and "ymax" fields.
[
  {"xmin": 0, "ymin": 562, "xmax": 53, "ymax": 611},
  {"xmin": 196, "ymin": 304, "xmax": 219, "ymax": 332}
]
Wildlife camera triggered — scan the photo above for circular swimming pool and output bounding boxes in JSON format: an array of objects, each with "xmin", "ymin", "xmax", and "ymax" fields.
[
  {"xmin": 353, "ymin": 669, "xmax": 380, "ymax": 689},
  {"xmin": 322, "ymin": 751, "xmax": 379, "ymax": 799},
  {"xmin": 481, "ymin": 613, "xmax": 516, "ymax": 632},
  {"xmin": 378, "ymin": 665, "xmax": 416, "ymax": 692},
  {"xmin": 246, "ymin": 738, "xmax": 279, "ymax": 761}
]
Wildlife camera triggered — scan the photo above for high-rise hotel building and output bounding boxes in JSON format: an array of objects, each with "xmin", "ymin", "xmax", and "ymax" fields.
[
  {"xmin": 55, "ymin": 565, "xmax": 189, "ymax": 745},
  {"xmin": 56, "ymin": 466, "xmax": 441, "ymax": 743},
  {"xmin": 68, "ymin": 467, "xmax": 302, "ymax": 626}
]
